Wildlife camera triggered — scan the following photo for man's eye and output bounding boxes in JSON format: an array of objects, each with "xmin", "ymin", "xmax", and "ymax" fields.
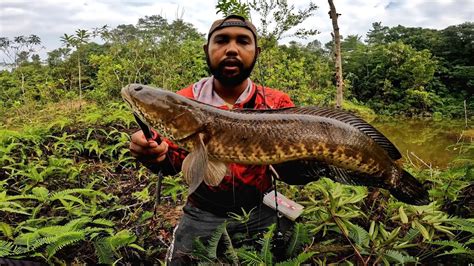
[
  {"xmin": 215, "ymin": 38, "xmax": 227, "ymax": 44},
  {"xmin": 238, "ymin": 39, "xmax": 251, "ymax": 45}
]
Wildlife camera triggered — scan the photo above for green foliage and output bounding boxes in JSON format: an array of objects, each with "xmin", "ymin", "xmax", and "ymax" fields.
[
  {"xmin": 1, "ymin": 10, "xmax": 472, "ymax": 264},
  {"xmin": 248, "ymin": 0, "xmax": 318, "ymax": 42},
  {"xmin": 285, "ymin": 223, "xmax": 311, "ymax": 258},
  {"xmin": 344, "ymin": 41, "xmax": 439, "ymax": 115},
  {"xmin": 192, "ymin": 221, "xmax": 238, "ymax": 263},
  {"xmin": 94, "ymin": 230, "xmax": 142, "ymax": 264},
  {"xmin": 216, "ymin": 0, "xmax": 251, "ymax": 18}
]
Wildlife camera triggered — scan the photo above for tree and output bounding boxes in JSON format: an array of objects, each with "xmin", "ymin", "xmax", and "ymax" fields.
[
  {"xmin": 0, "ymin": 35, "xmax": 42, "ymax": 95},
  {"xmin": 60, "ymin": 29, "xmax": 90, "ymax": 103},
  {"xmin": 215, "ymin": 0, "xmax": 251, "ymax": 18},
  {"xmin": 328, "ymin": 0, "xmax": 344, "ymax": 108},
  {"xmin": 347, "ymin": 41, "xmax": 439, "ymax": 114},
  {"xmin": 366, "ymin": 22, "xmax": 389, "ymax": 45}
]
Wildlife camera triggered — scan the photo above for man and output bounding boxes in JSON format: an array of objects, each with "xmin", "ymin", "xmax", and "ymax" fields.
[{"xmin": 129, "ymin": 15, "xmax": 295, "ymax": 263}]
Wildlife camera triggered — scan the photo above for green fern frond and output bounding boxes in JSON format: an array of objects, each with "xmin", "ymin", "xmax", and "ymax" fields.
[
  {"xmin": 438, "ymin": 247, "xmax": 474, "ymax": 257},
  {"xmin": 46, "ymin": 231, "xmax": 86, "ymax": 259},
  {"xmin": 206, "ymin": 221, "xmax": 227, "ymax": 260},
  {"xmin": 91, "ymin": 218, "xmax": 115, "ymax": 227},
  {"xmin": 276, "ymin": 251, "xmax": 316, "ymax": 266},
  {"xmin": 49, "ymin": 188, "xmax": 95, "ymax": 200},
  {"xmin": 466, "ymin": 237, "xmax": 474, "ymax": 245},
  {"xmin": 65, "ymin": 217, "xmax": 92, "ymax": 230},
  {"xmin": 107, "ymin": 229, "xmax": 136, "ymax": 250},
  {"xmin": 94, "ymin": 230, "xmax": 137, "ymax": 264},
  {"xmin": 24, "ymin": 236, "xmax": 58, "ymax": 251},
  {"xmin": 384, "ymin": 249, "xmax": 416, "ymax": 264},
  {"xmin": 285, "ymin": 222, "xmax": 310, "ymax": 258},
  {"xmin": 0, "ymin": 222, "xmax": 13, "ymax": 239},
  {"xmin": 348, "ymin": 222, "xmax": 370, "ymax": 248},
  {"xmin": 430, "ymin": 240, "xmax": 466, "ymax": 249},
  {"xmin": 0, "ymin": 207, "xmax": 30, "ymax": 215},
  {"xmin": 46, "ymin": 117, "xmax": 71, "ymax": 131},
  {"xmin": 7, "ymin": 192, "xmax": 43, "ymax": 201},
  {"xmin": 401, "ymin": 228, "xmax": 420, "ymax": 242},
  {"xmin": 37, "ymin": 226, "xmax": 70, "ymax": 236},
  {"xmin": 258, "ymin": 224, "xmax": 275, "ymax": 265},
  {"xmin": 192, "ymin": 237, "xmax": 214, "ymax": 262},
  {"xmin": 220, "ymin": 223, "xmax": 239, "ymax": 264},
  {"xmin": 0, "ymin": 240, "xmax": 14, "ymax": 256},
  {"xmin": 450, "ymin": 218, "xmax": 474, "ymax": 234},
  {"xmin": 236, "ymin": 248, "xmax": 264, "ymax": 265},
  {"xmin": 94, "ymin": 238, "xmax": 115, "ymax": 264}
]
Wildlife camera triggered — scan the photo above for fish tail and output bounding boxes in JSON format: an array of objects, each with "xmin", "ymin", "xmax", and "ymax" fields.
[{"xmin": 389, "ymin": 170, "xmax": 430, "ymax": 205}]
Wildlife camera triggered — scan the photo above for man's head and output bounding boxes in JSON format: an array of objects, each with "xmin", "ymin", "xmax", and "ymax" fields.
[{"xmin": 204, "ymin": 15, "xmax": 260, "ymax": 87}]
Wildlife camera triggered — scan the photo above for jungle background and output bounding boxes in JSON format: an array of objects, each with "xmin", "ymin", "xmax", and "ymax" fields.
[{"xmin": 0, "ymin": 0, "xmax": 473, "ymax": 264}]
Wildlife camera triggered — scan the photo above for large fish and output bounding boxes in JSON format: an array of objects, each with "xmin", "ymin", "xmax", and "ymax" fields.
[{"xmin": 121, "ymin": 84, "xmax": 429, "ymax": 205}]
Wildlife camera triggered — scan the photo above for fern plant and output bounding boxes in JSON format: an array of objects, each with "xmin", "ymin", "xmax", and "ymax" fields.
[
  {"xmin": 94, "ymin": 230, "xmax": 144, "ymax": 264},
  {"xmin": 192, "ymin": 221, "xmax": 239, "ymax": 264}
]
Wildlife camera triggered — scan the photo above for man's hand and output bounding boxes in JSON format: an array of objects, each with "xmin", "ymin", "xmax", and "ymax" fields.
[{"xmin": 130, "ymin": 130, "xmax": 169, "ymax": 163}]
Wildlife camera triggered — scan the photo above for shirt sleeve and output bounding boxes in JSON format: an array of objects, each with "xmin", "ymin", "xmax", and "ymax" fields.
[{"xmin": 276, "ymin": 92, "xmax": 295, "ymax": 108}]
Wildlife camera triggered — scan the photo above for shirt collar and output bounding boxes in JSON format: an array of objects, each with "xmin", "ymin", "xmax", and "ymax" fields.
[{"xmin": 192, "ymin": 76, "xmax": 254, "ymax": 107}]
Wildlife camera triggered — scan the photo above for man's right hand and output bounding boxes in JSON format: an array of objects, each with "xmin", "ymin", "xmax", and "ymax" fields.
[{"xmin": 130, "ymin": 130, "xmax": 169, "ymax": 163}]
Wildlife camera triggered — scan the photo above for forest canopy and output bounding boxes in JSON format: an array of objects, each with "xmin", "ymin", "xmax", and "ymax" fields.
[{"xmin": 0, "ymin": 15, "xmax": 472, "ymax": 117}]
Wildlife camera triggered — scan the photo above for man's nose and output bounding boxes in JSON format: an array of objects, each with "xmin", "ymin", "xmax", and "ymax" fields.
[{"xmin": 225, "ymin": 41, "xmax": 238, "ymax": 56}]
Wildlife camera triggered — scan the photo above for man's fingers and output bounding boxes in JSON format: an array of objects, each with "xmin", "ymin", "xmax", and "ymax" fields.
[
  {"xmin": 130, "ymin": 130, "xmax": 148, "ymax": 146},
  {"xmin": 130, "ymin": 140, "xmax": 168, "ymax": 163}
]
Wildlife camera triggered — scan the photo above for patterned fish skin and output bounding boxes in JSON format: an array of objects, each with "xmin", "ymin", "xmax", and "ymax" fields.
[
  {"xmin": 122, "ymin": 84, "xmax": 391, "ymax": 176},
  {"xmin": 121, "ymin": 84, "xmax": 430, "ymax": 205}
]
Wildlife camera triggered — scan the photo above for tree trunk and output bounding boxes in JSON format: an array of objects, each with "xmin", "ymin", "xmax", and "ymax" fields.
[
  {"xmin": 77, "ymin": 51, "xmax": 82, "ymax": 107},
  {"xmin": 328, "ymin": 0, "xmax": 344, "ymax": 108},
  {"xmin": 20, "ymin": 71, "xmax": 25, "ymax": 96}
]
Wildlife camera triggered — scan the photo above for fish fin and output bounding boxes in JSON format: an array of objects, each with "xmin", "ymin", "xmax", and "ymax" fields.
[
  {"xmin": 204, "ymin": 160, "xmax": 228, "ymax": 186},
  {"xmin": 182, "ymin": 133, "xmax": 208, "ymax": 194},
  {"xmin": 389, "ymin": 170, "xmax": 430, "ymax": 206},
  {"xmin": 328, "ymin": 165, "xmax": 360, "ymax": 185},
  {"xmin": 328, "ymin": 165, "xmax": 387, "ymax": 188},
  {"xmin": 296, "ymin": 107, "xmax": 402, "ymax": 160},
  {"xmin": 329, "ymin": 166, "xmax": 430, "ymax": 206},
  {"xmin": 232, "ymin": 106, "xmax": 402, "ymax": 160},
  {"xmin": 272, "ymin": 160, "xmax": 327, "ymax": 185}
]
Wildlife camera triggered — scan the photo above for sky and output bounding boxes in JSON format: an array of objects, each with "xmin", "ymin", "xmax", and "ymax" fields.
[{"xmin": 0, "ymin": 0, "xmax": 473, "ymax": 61}]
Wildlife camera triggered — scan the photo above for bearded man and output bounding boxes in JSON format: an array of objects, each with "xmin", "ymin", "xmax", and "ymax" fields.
[{"xmin": 129, "ymin": 15, "xmax": 295, "ymax": 264}]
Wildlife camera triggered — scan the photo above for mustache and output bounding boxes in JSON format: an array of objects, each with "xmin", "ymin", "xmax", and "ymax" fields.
[{"xmin": 219, "ymin": 57, "xmax": 243, "ymax": 68}]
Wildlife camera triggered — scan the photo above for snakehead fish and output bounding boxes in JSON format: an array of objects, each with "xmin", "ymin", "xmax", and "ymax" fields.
[{"xmin": 121, "ymin": 84, "xmax": 429, "ymax": 205}]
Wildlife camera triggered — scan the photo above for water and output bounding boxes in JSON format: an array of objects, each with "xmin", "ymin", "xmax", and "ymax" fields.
[{"xmin": 371, "ymin": 118, "xmax": 472, "ymax": 169}]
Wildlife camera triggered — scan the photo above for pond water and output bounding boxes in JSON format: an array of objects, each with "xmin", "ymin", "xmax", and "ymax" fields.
[{"xmin": 371, "ymin": 118, "xmax": 472, "ymax": 169}]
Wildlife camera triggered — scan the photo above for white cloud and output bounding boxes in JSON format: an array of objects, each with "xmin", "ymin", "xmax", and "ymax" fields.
[{"xmin": 0, "ymin": 0, "xmax": 472, "ymax": 60}]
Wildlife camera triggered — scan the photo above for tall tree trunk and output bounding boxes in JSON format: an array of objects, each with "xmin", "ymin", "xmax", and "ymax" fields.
[
  {"xmin": 328, "ymin": 0, "xmax": 344, "ymax": 108},
  {"xmin": 20, "ymin": 71, "xmax": 25, "ymax": 96},
  {"xmin": 77, "ymin": 50, "xmax": 82, "ymax": 107}
]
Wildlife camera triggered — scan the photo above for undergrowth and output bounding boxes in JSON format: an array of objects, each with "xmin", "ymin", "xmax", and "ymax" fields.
[{"xmin": 0, "ymin": 100, "xmax": 472, "ymax": 264}]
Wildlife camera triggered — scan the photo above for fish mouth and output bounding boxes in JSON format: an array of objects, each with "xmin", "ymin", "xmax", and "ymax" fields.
[
  {"xmin": 121, "ymin": 85, "xmax": 135, "ymax": 108},
  {"xmin": 121, "ymin": 85, "xmax": 147, "ymax": 126}
]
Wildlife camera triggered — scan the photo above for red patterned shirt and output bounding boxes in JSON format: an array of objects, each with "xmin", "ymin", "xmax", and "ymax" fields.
[{"xmin": 156, "ymin": 77, "xmax": 294, "ymax": 216}]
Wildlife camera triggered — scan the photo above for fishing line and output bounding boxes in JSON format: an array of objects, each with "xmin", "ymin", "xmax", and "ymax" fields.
[{"xmin": 256, "ymin": 59, "xmax": 285, "ymax": 247}]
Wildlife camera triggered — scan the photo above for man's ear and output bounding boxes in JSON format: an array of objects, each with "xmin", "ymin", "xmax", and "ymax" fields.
[
  {"xmin": 256, "ymin": 46, "xmax": 261, "ymax": 57},
  {"xmin": 203, "ymin": 44, "xmax": 209, "ymax": 57}
]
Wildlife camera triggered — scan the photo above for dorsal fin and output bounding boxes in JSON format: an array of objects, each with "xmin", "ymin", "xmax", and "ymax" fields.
[{"xmin": 231, "ymin": 106, "xmax": 402, "ymax": 160}]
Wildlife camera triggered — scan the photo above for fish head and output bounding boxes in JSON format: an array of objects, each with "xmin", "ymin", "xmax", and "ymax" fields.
[{"xmin": 121, "ymin": 84, "xmax": 206, "ymax": 141}]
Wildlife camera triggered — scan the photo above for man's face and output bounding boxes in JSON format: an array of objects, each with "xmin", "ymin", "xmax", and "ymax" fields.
[{"xmin": 205, "ymin": 26, "xmax": 260, "ymax": 87}]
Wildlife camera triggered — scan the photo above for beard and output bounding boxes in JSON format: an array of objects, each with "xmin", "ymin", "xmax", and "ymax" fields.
[{"xmin": 207, "ymin": 55, "xmax": 257, "ymax": 87}]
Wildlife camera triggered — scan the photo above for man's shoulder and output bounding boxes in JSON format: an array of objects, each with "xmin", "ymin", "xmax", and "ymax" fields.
[
  {"xmin": 176, "ymin": 84, "xmax": 194, "ymax": 98},
  {"xmin": 255, "ymin": 85, "xmax": 294, "ymax": 108},
  {"xmin": 259, "ymin": 86, "xmax": 288, "ymax": 96}
]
